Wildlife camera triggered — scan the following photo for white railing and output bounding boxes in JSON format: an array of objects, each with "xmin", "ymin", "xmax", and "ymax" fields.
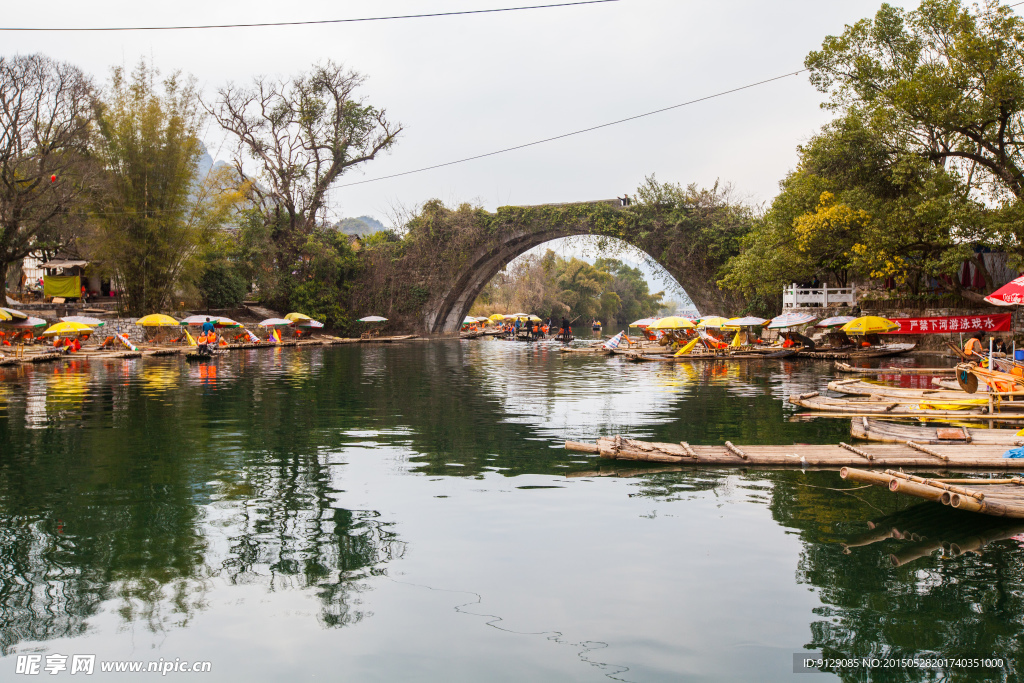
[{"xmin": 782, "ymin": 283, "xmax": 856, "ymax": 308}]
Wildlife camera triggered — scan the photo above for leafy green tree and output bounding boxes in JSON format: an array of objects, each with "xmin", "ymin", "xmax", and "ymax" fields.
[
  {"xmin": 92, "ymin": 60, "xmax": 241, "ymax": 314},
  {"xmin": 0, "ymin": 54, "xmax": 96, "ymax": 287},
  {"xmin": 209, "ymin": 62, "xmax": 401, "ymax": 312},
  {"xmin": 595, "ymin": 257, "xmax": 664, "ymax": 324},
  {"xmin": 807, "ymin": 0, "xmax": 1024, "ymax": 200},
  {"xmin": 198, "ymin": 262, "xmax": 246, "ymax": 309}
]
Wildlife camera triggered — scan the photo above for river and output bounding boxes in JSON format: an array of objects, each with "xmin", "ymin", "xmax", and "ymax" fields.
[{"xmin": 0, "ymin": 339, "xmax": 1018, "ymax": 681}]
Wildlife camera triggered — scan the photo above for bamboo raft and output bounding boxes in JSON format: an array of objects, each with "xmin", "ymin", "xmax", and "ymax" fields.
[
  {"xmin": 626, "ymin": 348, "xmax": 799, "ymax": 362},
  {"xmin": 788, "ymin": 391, "xmax": 994, "ymax": 416},
  {"xmin": 842, "ymin": 467, "xmax": 1024, "ymax": 518},
  {"xmin": 796, "ymin": 344, "xmax": 916, "ymax": 361},
  {"xmin": 850, "ymin": 417, "xmax": 1024, "ymax": 445},
  {"xmin": 835, "ymin": 361, "xmax": 956, "ymax": 375},
  {"xmin": 565, "ymin": 435, "xmax": 1023, "ymax": 468},
  {"xmin": 827, "ymin": 379, "xmax": 985, "ymax": 401}
]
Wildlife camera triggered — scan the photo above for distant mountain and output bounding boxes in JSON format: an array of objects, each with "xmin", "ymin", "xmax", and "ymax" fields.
[{"xmin": 337, "ymin": 216, "xmax": 385, "ymax": 236}]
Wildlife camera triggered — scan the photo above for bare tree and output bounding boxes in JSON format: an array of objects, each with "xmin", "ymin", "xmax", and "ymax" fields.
[
  {"xmin": 207, "ymin": 61, "xmax": 401, "ymax": 239},
  {"xmin": 0, "ymin": 54, "xmax": 96, "ymax": 289}
]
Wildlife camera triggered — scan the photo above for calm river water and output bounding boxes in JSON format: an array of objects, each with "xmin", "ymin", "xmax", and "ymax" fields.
[{"xmin": 0, "ymin": 339, "xmax": 1019, "ymax": 681}]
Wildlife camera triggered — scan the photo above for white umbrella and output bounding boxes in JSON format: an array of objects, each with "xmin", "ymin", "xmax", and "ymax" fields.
[
  {"xmin": 767, "ymin": 313, "xmax": 817, "ymax": 329},
  {"xmin": 357, "ymin": 316, "xmax": 388, "ymax": 322}
]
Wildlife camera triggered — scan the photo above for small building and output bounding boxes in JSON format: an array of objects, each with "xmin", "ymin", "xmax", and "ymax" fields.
[{"xmin": 39, "ymin": 259, "xmax": 89, "ymax": 301}]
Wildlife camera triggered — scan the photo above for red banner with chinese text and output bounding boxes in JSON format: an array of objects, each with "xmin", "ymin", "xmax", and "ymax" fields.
[{"xmin": 881, "ymin": 313, "xmax": 1012, "ymax": 334}]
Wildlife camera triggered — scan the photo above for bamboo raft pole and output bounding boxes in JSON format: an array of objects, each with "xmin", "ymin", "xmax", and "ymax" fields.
[
  {"xmin": 834, "ymin": 361, "xmax": 956, "ymax": 375},
  {"xmin": 565, "ymin": 436, "xmax": 1024, "ymax": 469},
  {"xmin": 841, "ymin": 467, "xmax": 1024, "ymax": 518}
]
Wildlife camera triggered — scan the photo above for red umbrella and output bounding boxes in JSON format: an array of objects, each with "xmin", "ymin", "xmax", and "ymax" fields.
[{"xmin": 984, "ymin": 275, "xmax": 1024, "ymax": 306}]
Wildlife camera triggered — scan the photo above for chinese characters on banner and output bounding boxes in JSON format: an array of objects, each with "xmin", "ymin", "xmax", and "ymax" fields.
[{"xmin": 881, "ymin": 313, "xmax": 1012, "ymax": 334}]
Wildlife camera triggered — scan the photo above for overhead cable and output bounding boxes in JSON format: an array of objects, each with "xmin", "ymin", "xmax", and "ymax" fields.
[
  {"xmin": 0, "ymin": 0, "xmax": 619, "ymax": 31},
  {"xmin": 337, "ymin": 69, "xmax": 810, "ymax": 188}
]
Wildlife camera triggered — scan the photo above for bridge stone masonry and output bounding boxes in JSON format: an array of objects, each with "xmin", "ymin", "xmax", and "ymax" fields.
[{"xmin": 348, "ymin": 197, "xmax": 748, "ymax": 335}]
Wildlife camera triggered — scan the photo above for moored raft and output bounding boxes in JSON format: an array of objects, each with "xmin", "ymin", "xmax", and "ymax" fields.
[
  {"xmin": 841, "ymin": 467, "xmax": 1024, "ymax": 518},
  {"xmin": 788, "ymin": 391, "xmax": 993, "ymax": 416},
  {"xmin": 835, "ymin": 361, "xmax": 956, "ymax": 375},
  {"xmin": 827, "ymin": 379, "xmax": 986, "ymax": 400},
  {"xmin": 850, "ymin": 417, "xmax": 1024, "ymax": 445},
  {"xmin": 565, "ymin": 435, "xmax": 1022, "ymax": 468}
]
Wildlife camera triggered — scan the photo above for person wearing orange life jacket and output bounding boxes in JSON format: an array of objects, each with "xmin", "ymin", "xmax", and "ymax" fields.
[{"xmin": 964, "ymin": 332, "xmax": 985, "ymax": 358}]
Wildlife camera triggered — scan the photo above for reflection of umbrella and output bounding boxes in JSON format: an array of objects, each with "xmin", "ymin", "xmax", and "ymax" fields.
[
  {"xmin": 42, "ymin": 321, "xmax": 92, "ymax": 337},
  {"xmin": 651, "ymin": 316, "xmax": 695, "ymax": 330},
  {"xmin": 841, "ymin": 316, "xmax": 898, "ymax": 335},
  {"xmin": 136, "ymin": 314, "xmax": 179, "ymax": 326},
  {"xmin": 768, "ymin": 312, "xmax": 817, "ymax": 329},
  {"xmin": 985, "ymin": 275, "xmax": 1024, "ymax": 306},
  {"xmin": 259, "ymin": 318, "xmax": 292, "ymax": 327},
  {"xmin": 285, "ymin": 312, "xmax": 313, "ymax": 322},
  {"xmin": 60, "ymin": 316, "xmax": 105, "ymax": 327},
  {"xmin": 0, "ymin": 307, "xmax": 28, "ymax": 321},
  {"xmin": 815, "ymin": 315, "xmax": 856, "ymax": 328},
  {"xmin": 697, "ymin": 316, "xmax": 730, "ymax": 328},
  {"xmin": 629, "ymin": 318, "xmax": 658, "ymax": 328},
  {"xmin": 357, "ymin": 316, "xmax": 388, "ymax": 323},
  {"xmin": 1, "ymin": 316, "xmax": 47, "ymax": 329}
]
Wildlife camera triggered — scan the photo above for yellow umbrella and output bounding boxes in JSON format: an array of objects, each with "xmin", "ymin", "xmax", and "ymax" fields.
[
  {"xmin": 651, "ymin": 316, "xmax": 696, "ymax": 330},
  {"xmin": 285, "ymin": 312, "xmax": 312, "ymax": 322},
  {"xmin": 0, "ymin": 307, "xmax": 28, "ymax": 320},
  {"xmin": 489, "ymin": 314, "xmax": 506, "ymax": 321},
  {"xmin": 528, "ymin": 315, "xmax": 542, "ymax": 322},
  {"xmin": 697, "ymin": 316, "xmax": 731, "ymax": 328},
  {"xmin": 41, "ymin": 321, "xmax": 93, "ymax": 337},
  {"xmin": 841, "ymin": 316, "xmax": 899, "ymax": 335},
  {"xmin": 136, "ymin": 314, "xmax": 180, "ymax": 327},
  {"xmin": 0, "ymin": 309, "xmax": 10, "ymax": 322}
]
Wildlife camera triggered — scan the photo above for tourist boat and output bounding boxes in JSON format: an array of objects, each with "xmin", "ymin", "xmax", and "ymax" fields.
[{"xmin": 850, "ymin": 416, "xmax": 1024, "ymax": 445}]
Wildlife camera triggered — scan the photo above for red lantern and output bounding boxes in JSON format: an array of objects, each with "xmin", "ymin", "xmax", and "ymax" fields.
[{"xmin": 50, "ymin": 174, "xmax": 56, "ymax": 183}]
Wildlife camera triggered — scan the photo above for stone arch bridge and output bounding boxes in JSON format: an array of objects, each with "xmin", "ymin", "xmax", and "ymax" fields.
[{"xmin": 354, "ymin": 198, "xmax": 748, "ymax": 335}]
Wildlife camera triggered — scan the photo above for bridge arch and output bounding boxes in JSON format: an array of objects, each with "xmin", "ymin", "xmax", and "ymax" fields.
[{"xmin": 420, "ymin": 199, "xmax": 746, "ymax": 335}]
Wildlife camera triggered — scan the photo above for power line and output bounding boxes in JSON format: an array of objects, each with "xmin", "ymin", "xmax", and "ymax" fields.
[
  {"xmin": 337, "ymin": 69, "xmax": 810, "ymax": 188},
  {"xmin": 0, "ymin": 0, "xmax": 619, "ymax": 32}
]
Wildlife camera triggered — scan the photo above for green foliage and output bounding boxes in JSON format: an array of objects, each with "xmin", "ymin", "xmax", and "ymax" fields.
[
  {"xmin": 92, "ymin": 59, "xmax": 241, "ymax": 314},
  {"xmin": 807, "ymin": 0, "xmax": 1024, "ymax": 201},
  {"xmin": 198, "ymin": 262, "xmax": 246, "ymax": 309}
]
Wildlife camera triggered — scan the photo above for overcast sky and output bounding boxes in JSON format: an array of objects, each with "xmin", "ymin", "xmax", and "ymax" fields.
[
  {"xmin": 4, "ymin": 0, "xmax": 938, "ymax": 218},
  {"xmin": 4, "ymin": 0, "xmax": 957, "ymax": 308}
]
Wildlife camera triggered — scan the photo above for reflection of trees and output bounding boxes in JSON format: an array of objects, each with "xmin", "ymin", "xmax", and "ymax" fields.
[
  {"xmin": 768, "ymin": 470, "xmax": 1024, "ymax": 680},
  {"xmin": 0, "ymin": 353, "xmax": 403, "ymax": 653}
]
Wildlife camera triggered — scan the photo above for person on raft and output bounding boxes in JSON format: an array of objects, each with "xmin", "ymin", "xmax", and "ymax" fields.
[{"xmin": 964, "ymin": 332, "xmax": 985, "ymax": 359}]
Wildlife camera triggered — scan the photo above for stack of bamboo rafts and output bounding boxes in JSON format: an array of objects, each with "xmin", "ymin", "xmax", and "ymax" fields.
[
  {"xmin": 789, "ymin": 365, "xmax": 1024, "ymax": 417},
  {"xmin": 850, "ymin": 416, "xmax": 1024, "ymax": 445},
  {"xmin": 841, "ymin": 468, "xmax": 1024, "ymax": 518},
  {"xmin": 564, "ymin": 435, "xmax": 1022, "ymax": 468}
]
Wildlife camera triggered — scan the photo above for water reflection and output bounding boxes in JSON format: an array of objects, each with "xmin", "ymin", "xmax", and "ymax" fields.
[{"xmin": 4, "ymin": 343, "xmax": 1016, "ymax": 680}]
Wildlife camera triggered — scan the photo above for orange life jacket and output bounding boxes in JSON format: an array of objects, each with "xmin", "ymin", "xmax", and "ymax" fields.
[{"xmin": 964, "ymin": 338, "xmax": 983, "ymax": 356}]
